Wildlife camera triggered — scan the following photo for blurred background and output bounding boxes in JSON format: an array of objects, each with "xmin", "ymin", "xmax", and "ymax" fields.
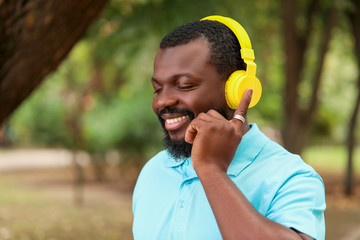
[{"xmin": 0, "ymin": 0, "xmax": 359, "ymax": 239}]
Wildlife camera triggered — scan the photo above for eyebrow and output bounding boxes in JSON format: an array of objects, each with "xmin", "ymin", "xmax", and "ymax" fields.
[
  {"xmin": 173, "ymin": 73, "xmax": 194, "ymax": 79},
  {"xmin": 151, "ymin": 77, "xmax": 159, "ymax": 84},
  {"xmin": 151, "ymin": 73, "xmax": 196, "ymax": 83}
]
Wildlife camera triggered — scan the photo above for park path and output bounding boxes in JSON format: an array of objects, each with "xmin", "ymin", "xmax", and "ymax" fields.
[
  {"xmin": 341, "ymin": 228, "xmax": 360, "ymax": 240},
  {"xmin": 0, "ymin": 148, "xmax": 73, "ymax": 171}
]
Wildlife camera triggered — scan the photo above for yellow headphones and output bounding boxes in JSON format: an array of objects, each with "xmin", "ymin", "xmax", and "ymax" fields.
[{"xmin": 201, "ymin": 15, "xmax": 262, "ymax": 109}]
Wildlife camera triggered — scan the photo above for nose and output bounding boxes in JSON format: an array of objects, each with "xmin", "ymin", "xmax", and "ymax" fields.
[{"xmin": 153, "ymin": 88, "xmax": 178, "ymax": 110}]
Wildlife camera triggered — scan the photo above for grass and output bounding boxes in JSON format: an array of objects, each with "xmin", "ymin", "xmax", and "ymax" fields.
[
  {"xmin": 302, "ymin": 145, "xmax": 360, "ymax": 173},
  {"xmin": 0, "ymin": 168, "xmax": 133, "ymax": 240}
]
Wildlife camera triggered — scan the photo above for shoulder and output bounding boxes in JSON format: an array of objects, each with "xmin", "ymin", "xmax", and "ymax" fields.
[
  {"xmin": 250, "ymin": 133, "xmax": 325, "ymax": 239},
  {"xmin": 242, "ymin": 124, "xmax": 319, "ymax": 179},
  {"xmin": 261, "ymin": 139, "xmax": 322, "ymax": 180},
  {"xmin": 132, "ymin": 150, "xmax": 169, "ymax": 207},
  {"xmin": 136, "ymin": 150, "xmax": 169, "ymax": 181}
]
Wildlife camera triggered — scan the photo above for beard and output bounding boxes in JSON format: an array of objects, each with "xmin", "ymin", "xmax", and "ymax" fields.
[{"xmin": 157, "ymin": 106, "xmax": 230, "ymax": 161}]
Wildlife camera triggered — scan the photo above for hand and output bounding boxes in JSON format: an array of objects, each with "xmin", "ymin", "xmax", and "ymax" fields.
[{"xmin": 185, "ymin": 89, "xmax": 253, "ymax": 174}]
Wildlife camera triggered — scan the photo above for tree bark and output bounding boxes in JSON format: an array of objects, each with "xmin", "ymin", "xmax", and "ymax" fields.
[
  {"xmin": 345, "ymin": 0, "xmax": 360, "ymax": 196},
  {"xmin": 345, "ymin": 75, "xmax": 360, "ymax": 196},
  {"xmin": 281, "ymin": 0, "xmax": 338, "ymax": 154},
  {"xmin": 0, "ymin": 0, "xmax": 108, "ymax": 125}
]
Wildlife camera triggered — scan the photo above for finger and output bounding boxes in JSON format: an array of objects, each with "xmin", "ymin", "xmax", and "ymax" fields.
[
  {"xmin": 230, "ymin": 88, "xmax": 253, "ymax": 126},
  {"xmin": 185, "ymin": 121, "xmax": 197, "ymax": 144},
  {"xmin": 196, "ymin": 112, "xmax": 224, "ymax": 123},
  {"xmin": 185, "ymin": 117, "xmax": 211, "ymax": 144},
  {"xmin": 206, "ymin": 109, "xmax": 226, "ymax": 120},
  {"xmin": 196, "ymin": 112, "xmax": 213, "ymax": 122}
]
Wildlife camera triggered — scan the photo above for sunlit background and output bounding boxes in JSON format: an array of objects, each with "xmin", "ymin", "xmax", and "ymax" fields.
[{"xmin": 1, "ymin": 0, "xmax": 360, "ymax": 239}]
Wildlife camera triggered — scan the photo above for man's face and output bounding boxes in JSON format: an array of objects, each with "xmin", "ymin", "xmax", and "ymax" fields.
[{"xmin": 152, "ymin": 38, "xmax": 231, "ymax": 159}]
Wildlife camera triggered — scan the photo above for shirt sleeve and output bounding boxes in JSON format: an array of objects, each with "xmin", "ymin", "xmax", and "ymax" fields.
[{"xmin": 265, "ymin": 171, "xmax": 326, "ymax": 240}]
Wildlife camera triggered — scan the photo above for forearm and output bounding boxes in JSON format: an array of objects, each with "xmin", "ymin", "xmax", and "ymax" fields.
[{"xmin": 196, "ymin": 164, "xmax": 307, "ymax": 240}]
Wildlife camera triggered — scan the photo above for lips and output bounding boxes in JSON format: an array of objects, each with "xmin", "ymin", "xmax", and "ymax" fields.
[{"xmin": 163, "ymin": 114, "xmax": 190, "ymax": 131}]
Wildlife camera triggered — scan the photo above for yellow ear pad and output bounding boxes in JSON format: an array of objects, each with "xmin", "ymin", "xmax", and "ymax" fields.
[{"xmin": 225, "ymin": 70, "xmax": 262, "ymax": 109}]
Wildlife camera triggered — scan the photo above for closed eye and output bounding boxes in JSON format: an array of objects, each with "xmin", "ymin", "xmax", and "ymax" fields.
[
  {"xmin": 153, "ymin": 88, "xmax": 162, "ymax": 94},
  {"xmin": 151, "ymin": 77, "xmax": 162, "ymax": 95},
  {"xmin": 178, "ymin": 85, "xmax": 197, "ymax": 91}
]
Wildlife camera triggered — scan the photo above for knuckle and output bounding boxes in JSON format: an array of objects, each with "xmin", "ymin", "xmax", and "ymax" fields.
[
  {"xmin": 207, "ymin": 109, "xmax": 217, "ymax": 114},
  {"xmin": 239, "ymin": 111, "xmax": 247, "ymax": 117},
  {"xmin": 197, "ymin": 112, "xmax": 207, "ymax": 118}
]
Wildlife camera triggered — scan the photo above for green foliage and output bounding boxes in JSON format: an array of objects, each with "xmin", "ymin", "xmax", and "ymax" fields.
[
  {"xmin": 303, "ymin": 145, "xmax": 360, "ymax": 172},
  {"xmin": 82, "ymin": 87, "xmax": 163, "ymax": 158},
  {"xmin": 8, "ymin": 0, "xmax": 360, "ymax": 159},
  {"xmin": 10, "ymin": 71, "xmax": 72, "ymax": 148}
]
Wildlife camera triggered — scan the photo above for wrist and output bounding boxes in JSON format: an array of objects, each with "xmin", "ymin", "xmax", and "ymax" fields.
[{"xmin": 194, "ymin": 161, "xmax": 228, "ymax": 180}]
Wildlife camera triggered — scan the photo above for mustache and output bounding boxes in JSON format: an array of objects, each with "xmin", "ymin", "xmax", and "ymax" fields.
[{"xmin": 157, "ymin": 107, "xmax": 195, "ymax": 123}]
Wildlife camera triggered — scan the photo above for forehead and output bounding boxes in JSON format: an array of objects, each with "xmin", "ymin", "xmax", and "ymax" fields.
[{"xmin": 153, "ymin": 38, "xmax": 213, "ymax": 78}]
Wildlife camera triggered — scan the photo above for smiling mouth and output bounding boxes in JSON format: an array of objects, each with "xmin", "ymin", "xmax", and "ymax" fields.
[
  {"xmin": 166, "ymin": 115, "xmax": 189, "ymax": 124},
  {"xmin": 163, "ymin": 115, "xmax": 190, "ymax": 131}
]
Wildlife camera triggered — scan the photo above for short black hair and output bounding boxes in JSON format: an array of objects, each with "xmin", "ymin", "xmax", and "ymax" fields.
[{"xmin": 160, "ymin": 20, "xmax": 246, "ymax": 80}]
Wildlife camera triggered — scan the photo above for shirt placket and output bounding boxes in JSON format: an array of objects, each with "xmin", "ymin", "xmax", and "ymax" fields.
[{"xmin": 169, "ymin": 159, "xmax": 197, "ymax": 240}]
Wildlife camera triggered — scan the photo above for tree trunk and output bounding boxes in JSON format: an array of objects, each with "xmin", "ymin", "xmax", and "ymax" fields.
[
  {"xmin": 72, "ymin": 151, "xmax": 85, "ymax": 206},
  {"xmin": 0, "ymin": 0, "xmax": 108, "ymax": 125},
  {"xmin": 345, "ymin": 76, "xmax": 360, "ymax": 196},
  {"xmin": 345, "ymin": 0, "xmax": 360, "ymax": 196},
  {"xmin": 280, "ymin": 0, "xmax": 338, "ymax": 154}
]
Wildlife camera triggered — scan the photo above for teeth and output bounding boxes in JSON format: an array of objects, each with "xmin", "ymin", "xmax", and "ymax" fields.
[{"xmin": 166, "ymin": 115, "xmax": 188, "ymax": 124}]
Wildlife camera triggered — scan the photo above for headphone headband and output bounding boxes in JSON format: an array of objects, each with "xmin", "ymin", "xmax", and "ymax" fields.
[
  {"xmin": 201, "ymin": 15, "xmax": 256, "ymax": 76},
  {"xmin": 200, "ymin": 15, "xmax": 261, "ymax": 109}
]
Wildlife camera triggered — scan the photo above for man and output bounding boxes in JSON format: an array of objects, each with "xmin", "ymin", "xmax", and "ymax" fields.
[{"xmin": 132, "ymin": 16, "xmax": 326, "ymax": 240}]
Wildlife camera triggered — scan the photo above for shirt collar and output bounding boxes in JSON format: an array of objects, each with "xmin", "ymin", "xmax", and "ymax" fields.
[
  {"xmin": 227, "ymin": 123, "xmax": 270, "ymax": 176},
  {"xmin": 163, "ymin": 123, "xmax": 270, "ymax": 177},
  {"xmin": 164, "ymin": 152, "xmax": 188, "ymax": 168}
]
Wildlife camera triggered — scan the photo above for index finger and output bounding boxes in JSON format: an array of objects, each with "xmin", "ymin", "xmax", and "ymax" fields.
[{"xmin": 230, "ymin": 88, "xmax": 253, "ymax": 126}]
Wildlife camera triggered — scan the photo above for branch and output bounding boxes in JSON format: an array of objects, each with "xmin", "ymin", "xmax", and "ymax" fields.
[
  {"xmin": 345, "ymin": 0, "xmax": 360, "ymax": 195},
  {"xmin": 306, "ymin": 4, "xmax": 339, "ymax": 119},
  {"xmin": 348, "ymin": 0, "xmax": 360, "ymax": 66},
  {"xmin": 281, "ymin": 0, "xmax": 320, "ymax": 116},
  {"xmin": 281, "ymin": 0, "xmax": 300, "ymax": 114},
  {"xmin": 0, "ymin": 0, "xmax": 108, "ymax": 125},
  {"xmin": 298, "ymin": 0, "xmax": 320, "ymax": 74}
]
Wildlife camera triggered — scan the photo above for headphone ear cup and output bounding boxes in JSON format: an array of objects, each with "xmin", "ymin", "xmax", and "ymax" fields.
[{"xmin": 225, "ymin": 70, "xmax": 262, "ymax": 109}]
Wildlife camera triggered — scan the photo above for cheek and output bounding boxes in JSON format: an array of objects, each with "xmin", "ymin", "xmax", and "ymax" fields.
[
  {"xmin": 188, "ymin": 86, "xmax": 227, "ymax": 115},
  {"xmin": 206, "ymin": 82, "xmax": 227, "ymax": 106},
  {"xmin": 152, "ymin": 98, "xmax": 156, "ymax": 112},
  {"xmin": 214, "ymin": 82, "xmax": 227, "ymax": 107},
  {"xmin": 152, "ymin": 97, "xmax": 159, "ymax": 115}
]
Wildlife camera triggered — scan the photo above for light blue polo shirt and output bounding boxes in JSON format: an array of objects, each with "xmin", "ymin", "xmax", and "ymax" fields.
[{"xmin": 132, "ymin": 124, "xmax": 326, "ymax": 240}]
